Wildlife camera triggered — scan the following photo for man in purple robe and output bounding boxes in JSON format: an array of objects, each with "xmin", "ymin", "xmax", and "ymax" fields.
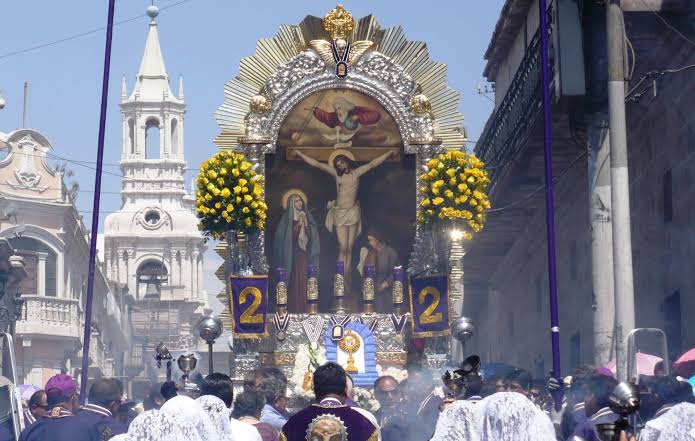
[{"xmin": 281, "ymin": 363, "xmax": 379, "ymax": 441}]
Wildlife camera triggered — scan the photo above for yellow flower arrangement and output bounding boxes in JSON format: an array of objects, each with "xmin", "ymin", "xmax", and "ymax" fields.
[
  {"xmin": 417, "ymin": 149, "xmax": 491, "ymax": 239},
  {"xmin": 195, "ymin": 150, "xmax": 267, "ymax": 239}
]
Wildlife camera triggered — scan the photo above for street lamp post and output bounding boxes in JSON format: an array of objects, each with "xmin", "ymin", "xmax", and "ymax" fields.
[{"xmin": 197, "ymin": 315, "xmax": 223, "ymax": 375}]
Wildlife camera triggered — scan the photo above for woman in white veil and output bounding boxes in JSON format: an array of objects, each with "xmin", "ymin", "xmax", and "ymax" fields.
[
  {"xmin": 197, "ymin": 394, "xmax": 234, "ymax": 440},
  {"xmin": 430, "ymin": 399, "xmax": 479, "ymax": 441},
  {"xmin": 160, "ymin": 395, "xmax": 219, "ymax": 441},
  {"xmin": 109, "ymin": 409, "xmax": 195, "ymax": 441},
  {"xmin": 478, "ymin": 392, "xmax": 556, "ymax": 441},
  {"xmin": 639, "ymin": 402, "xmax": 695, "ymax": 441}
]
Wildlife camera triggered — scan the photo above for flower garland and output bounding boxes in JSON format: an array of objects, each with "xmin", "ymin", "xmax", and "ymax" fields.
[
  {"xmin": 195, "ymin": 151, "xmax": 267, "ymax": 239},
  {"xmin": 288, "ymin": 344, "xmax": 327, "ymax": 400},
  {"xmin": 376, "ymin": 365, "xmax": 409, "ymax": 383},
  {"xmin": 417, "ymin": 150, "xmax": 491, "ymax": 239},
  {"xmin": 354, "ymin": 387, "xmax": 380, "ymax": 412}
]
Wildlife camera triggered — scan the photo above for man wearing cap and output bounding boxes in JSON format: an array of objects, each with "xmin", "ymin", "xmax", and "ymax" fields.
[
  {"xmin": 73, "ymin": 378, "xmax": 127, "ymax": 440},
  {"xmin": 20, "ymin": 375, "xmax": 125, "ymax": 441},
  {"xmin": 19, "ymin": 374, "xmax": 80, "ymax": 441}
]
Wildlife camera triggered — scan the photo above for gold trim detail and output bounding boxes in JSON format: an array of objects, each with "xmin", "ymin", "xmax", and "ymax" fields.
[
  {"xmin": 258, "ymin": 352, "xmax": 296, "ymax": 366},
  {"xmin": 323, "ymin": 5, "xmax": 355, "ymax": 41},
  {"xmin": 307, "ymin": 277, "xmax": 319, "ymax": 301},
  {"xmin": 376, "ymin": 352, "xmax": 407, "ymax": 366}
]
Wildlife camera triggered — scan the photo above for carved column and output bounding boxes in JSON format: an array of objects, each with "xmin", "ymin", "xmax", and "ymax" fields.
[
  {"xmin": 197, "ymin": 252, "xmax": 204, "ymax": 300},
  {"xmin": 36, "ymin": 252, "xmax": 47, "ymax": 296},
  {"xmin": 104, "ymin": 250, "xmax": 112, "ymax": 280},
  {"xmin": 117, "ymin": 250, "xmax": 126, "ymax": 285},
  {"xmin": 191, "ymin": 249, "xmax": 200, "ymax": 300},
  {"xmin": 180, "ymin": 249, "xmax": 191, "ymax": 299},
  {"xmin": 126, "ymin": 249, "xmax": 136, "ymax": 295}
]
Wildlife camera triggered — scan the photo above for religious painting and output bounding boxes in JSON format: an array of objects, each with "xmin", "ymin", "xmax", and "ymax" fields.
[{"xmin": 266, "ymin": 89, "xmax": 415, "ymax": 313}]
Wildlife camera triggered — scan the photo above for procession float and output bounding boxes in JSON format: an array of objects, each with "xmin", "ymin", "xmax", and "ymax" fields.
[{"xmin": 195, "ymin": 4, "xmax": 490, "ymax": 401}]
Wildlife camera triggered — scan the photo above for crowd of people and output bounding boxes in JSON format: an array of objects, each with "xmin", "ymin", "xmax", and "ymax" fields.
[{"xmin": 9, "ymin": 360, "xmax": 695, "ymax": 441}]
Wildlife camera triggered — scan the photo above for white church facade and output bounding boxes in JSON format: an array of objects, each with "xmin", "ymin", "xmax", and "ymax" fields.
[{"xmin": 102, "ymin": 7, "xmax": 208, "ymax": 395}]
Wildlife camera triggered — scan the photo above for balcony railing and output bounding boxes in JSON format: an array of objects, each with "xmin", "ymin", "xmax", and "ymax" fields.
[
  {"xmin": 15, "ymin": 296, "xmax": 81, "ymax": 340},
  {"xmin": 476, "ymin": 25, "xmax": 552, "ymax": 187}
]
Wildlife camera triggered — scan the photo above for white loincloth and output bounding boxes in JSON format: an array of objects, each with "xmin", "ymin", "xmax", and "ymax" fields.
[{"xmin": 325, "ymin": 200, "xmax": 362, "ymax": 236}]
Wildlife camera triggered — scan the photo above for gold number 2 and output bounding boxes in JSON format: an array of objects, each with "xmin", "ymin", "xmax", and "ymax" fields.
[
  {"xmin": 418, "ymin": 287, "xmax": 443, "ymax": 324},
  {"xmin": 239, "ymin": 287, "xmax": 264, "ymax": 324}
]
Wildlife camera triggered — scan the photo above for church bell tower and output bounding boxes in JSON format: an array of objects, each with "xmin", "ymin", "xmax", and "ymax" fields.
[{"xmin": 103, "ymin": 6, "xmax": 207, "ymax": 366}]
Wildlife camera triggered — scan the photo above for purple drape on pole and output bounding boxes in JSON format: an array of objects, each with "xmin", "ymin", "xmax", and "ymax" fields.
[
  {"xmin": 539, "ymin": 0, "xmax": 563, "ymax": 411},
  {"xmin": 80, "ymin": 0, "xmax": 116, "ymax": 404}
]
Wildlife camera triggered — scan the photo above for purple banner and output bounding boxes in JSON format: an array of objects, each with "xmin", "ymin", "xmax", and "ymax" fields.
[
  {"xmin": 229, "ymin": 276, "xmax": 269, "ymax": 338},
  {"xmin": 409, "ymin": 274, "xmax": 451, "ymax": 337}
]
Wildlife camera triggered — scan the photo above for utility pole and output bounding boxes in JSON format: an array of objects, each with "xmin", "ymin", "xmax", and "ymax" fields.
[
  {"xmin": 606, "ymin": 0, "xmax": 636, "ymax": 382},
  {"xmin": 585, "ymin": 3, "xmax": 615, "ymax": 367}
]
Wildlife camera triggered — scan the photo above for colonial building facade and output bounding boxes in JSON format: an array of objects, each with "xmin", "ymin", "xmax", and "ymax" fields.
[
  {"xmin": 464, "ymin": 0, "xmax": 695, "ymax": 374},
  {"xmin": 0, "ymin": 129, "xmax": 132, "ymax": 386},
  {"xmin": 102, "ymin": 8, "xmax": 207, "ymax": 396}
]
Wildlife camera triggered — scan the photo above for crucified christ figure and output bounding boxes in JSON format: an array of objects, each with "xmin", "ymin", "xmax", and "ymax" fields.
[{"xmin": 294, "ymin": 149, "xmax": 395, "ymax": 295}]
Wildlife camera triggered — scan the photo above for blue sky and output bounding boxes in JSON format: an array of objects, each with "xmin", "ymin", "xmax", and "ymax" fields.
[{"xmin": 0, "ymin": 0, "xmax": 504, "ymax": 304}]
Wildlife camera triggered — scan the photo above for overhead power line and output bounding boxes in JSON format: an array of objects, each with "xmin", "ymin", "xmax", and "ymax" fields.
[{"xmin": 0, "ymin": 0, "xmax": 193, "ymax": 61}]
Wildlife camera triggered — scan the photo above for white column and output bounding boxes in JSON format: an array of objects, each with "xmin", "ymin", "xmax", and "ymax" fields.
[
  {"xmin": 180, "ymin": 250, "xmax": 191, "ymax": 299},
  {"xmin": 117, "ymin": 250, "xmax": 126, "ymax": 285},
  {"xmin": 36, "ymin": 252, "xmax": 47, "ymax": 296},
  {"xmin": 191, "ymin": 249, "xmax": 200, "ymax": 300},
  {"xmin": 177, "ymin": 250, "xmax": 183, "ymax": 286},
  {"xmin": 56, "ymin": 253, "xmax": 64, "ymax": 298},
  {"xmin": 163, "ymin": 114, "xmax": 171, "ymax": 158},
  {"xmin": 126, "ymin": 249, "xmax": 136, "ymax": 295},
  {"xmin": 197, "ymin": 252, "xmax": 204, "ymax": 300},
  {"xmin": 178, "ymin": 115, "xmax": 185, "ymax": 159},
  {"xmin": 104, "ymin": 250, "xmax": 112, "ymax": 280}
]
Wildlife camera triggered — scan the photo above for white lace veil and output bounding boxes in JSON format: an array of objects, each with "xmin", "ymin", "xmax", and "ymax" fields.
[
  {"xmin": 160, "ymin": 395, "xmax": 220, "ymax": 441},
  {"xmin": 478, "ymin": 392, "xmax": 556, "ymax": 441},
  {"xmin": 430, "ymin": 400, "xmax": 479, "ymax": 441},
  {"xmin": 196, "ymin": 394, "xmax": 234, "ymax": 439},
  {"xmin": 639, "ymin": 402, "xmax": 695, "ymax": 441},
  {"xmin": 122, "ymin": 409, "xmax": 191, "ymax": 441}
]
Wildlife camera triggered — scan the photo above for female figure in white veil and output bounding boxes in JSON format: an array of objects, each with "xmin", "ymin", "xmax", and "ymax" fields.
[
  {"xmin": 478, "ymin": 392, "xmax": 556, "ymax": 441},
  {"xmin": 430, "ymin": 399, "xmax": 479, "ymax": 441},
  {"xmin": 197, "ymin": 395, "xmax": 234, "ymax": 440},
  {"xmin": 160, "ymin": 395, "xmax": 219, "ymax": 441}
]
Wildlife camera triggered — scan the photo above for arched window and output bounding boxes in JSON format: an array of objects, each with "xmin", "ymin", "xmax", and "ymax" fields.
[
  {"xmin": 145, "ymin": 118, "xmax": 160, "ymax": 159},
  {"xmin": 136, "ymin": 260, "xmax": 168, "ymax": 300},
  {"xmin": 9, "ymin": 237, "xmax": 57, "ymax": 296},
  {"xmin": 170, "ymin": 119, "xmax": 178, "ymax": 155},
  {"xmin": 128, "ymin": 118, "xmax": 135, "ymax": 155}
]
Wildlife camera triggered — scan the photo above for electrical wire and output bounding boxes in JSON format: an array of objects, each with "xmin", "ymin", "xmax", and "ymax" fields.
[
  {"xmin": 637, "ymin": 0, "xmax": 695, "ymax": 48},
  {"xmin": 0, "ymin": 0, "xmax": 193, "ymax": 61},
  {"xmin": 626, "ymin": 64, "xmax": 695, "ymax": 102},
  {"xmin": 486, "ymin": 150, "xmax": 587, "ymax": 213}
]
